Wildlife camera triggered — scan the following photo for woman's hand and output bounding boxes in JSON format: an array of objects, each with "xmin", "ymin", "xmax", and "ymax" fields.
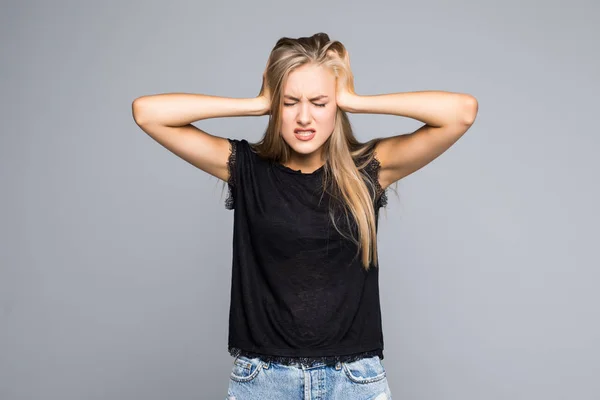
[
  {"xmin": 256, "ymin": 60, "xmax": 272, "ymax": 115},
  {"xmin": 329, "ymin": 49, "xmax": 358, "ymax": 112}
]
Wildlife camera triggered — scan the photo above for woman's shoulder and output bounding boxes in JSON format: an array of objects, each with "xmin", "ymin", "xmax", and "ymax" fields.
[
  {"xmin": 227, "ymin": 138, "xmax": 263, "ymax": 159},
  {"xmin": 226, "ymin": 138, "xmax": 271, "ymax": 178}
]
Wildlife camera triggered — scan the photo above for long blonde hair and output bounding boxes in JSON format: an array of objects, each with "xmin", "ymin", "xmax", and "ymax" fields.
[{"xmin": 248, "ymin": 32, "xmax": 388, "ymax": 271}]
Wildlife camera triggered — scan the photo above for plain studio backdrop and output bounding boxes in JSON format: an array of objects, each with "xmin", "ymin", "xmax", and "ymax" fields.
[{"xmin": 1, "ymin": 0, "xmax": 598, "ymax": 399}]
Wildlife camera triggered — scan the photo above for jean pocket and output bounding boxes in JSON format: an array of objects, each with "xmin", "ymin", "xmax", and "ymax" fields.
[
  {"xmin": 230, "ymin": 355, "xmax": 264, "ymax": 383},
  {"xmin": 342, "ymin": 355, "xmax": 386, "ymax": 384}
]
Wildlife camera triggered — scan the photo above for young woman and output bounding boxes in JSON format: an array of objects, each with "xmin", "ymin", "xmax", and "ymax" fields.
[{"xmin": 132, "ymin": 32, "xmax": 477, "ymax": 400}]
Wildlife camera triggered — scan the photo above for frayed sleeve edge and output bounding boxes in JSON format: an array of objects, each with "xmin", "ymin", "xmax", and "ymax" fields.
[
  {"xmin": 224, "ymin": 139, "xmax": 237, "ymax": 210},
  {"xmin": 365, "ymin": 156, "xmax": 388, "ymax": 209}
]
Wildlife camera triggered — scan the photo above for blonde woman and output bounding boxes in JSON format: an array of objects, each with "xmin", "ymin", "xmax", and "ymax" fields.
[{"xmin": 132, "ymin": 32, "xmax": 478, "ymax": 400}]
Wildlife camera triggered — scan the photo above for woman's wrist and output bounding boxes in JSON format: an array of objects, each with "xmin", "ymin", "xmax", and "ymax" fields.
[
  {"xmin": 337, "ymin": 93, "xmax": 362, "ymax": 113},
  {"xmin": 253, "ymin": 96, "xmax": 270, "ymax": 116}
]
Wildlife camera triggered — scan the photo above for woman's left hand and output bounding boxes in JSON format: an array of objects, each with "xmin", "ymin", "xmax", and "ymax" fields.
[{"xmin": 329, "ymin": 50, "xmax": 358, "ymax": 112}]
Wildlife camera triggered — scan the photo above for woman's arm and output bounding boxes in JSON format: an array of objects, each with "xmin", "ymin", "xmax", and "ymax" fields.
[
  {"xmin": 131, "ymin": 93, "xmax": 268, "ymax": 182},
  {"xmin": 340, "ymin": 91, "xmax": 477, "ymax": 189},
  {"xmin": 340, "ymin": 91, "xmax": 475, "ymax": 127},
  {"xmin": 132, "ymin": 93, "xmax": 268, "ymax": 126},
  {"xmin": 331, "ymin": 49, "xmax": 477, "ymax": 188}
]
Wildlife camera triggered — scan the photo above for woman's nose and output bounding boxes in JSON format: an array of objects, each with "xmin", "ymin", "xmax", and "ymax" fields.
[{"xmin": 297, "ymin": 102, "xmax": 311, "ymax": 124}]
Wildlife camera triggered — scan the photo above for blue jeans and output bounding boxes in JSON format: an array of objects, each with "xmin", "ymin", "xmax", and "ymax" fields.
[{"xmin": 226, "ymin": 354, "xmax": 392, "ymax": 400}]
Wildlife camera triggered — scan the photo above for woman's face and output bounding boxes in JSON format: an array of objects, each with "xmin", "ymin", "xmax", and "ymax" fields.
[{"xmin": 280, "ymin": 63, "xmax": 337, "ymax": 160}]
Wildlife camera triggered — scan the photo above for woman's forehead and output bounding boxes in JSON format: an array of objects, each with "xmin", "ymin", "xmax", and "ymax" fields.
[{"xmin": 285, "ymin": 65, "xmax": 335, "ymax": 95}]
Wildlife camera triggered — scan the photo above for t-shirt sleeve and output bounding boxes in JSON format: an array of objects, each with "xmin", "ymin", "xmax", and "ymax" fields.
[
  {"xmin": 224, "ymin": 138, "xmax": 262, "ymax": 210},
  {"xmin": 225, "ymin": 138, "xmax": 239, "ymax": 210},
  {"xmin": 363, "ymin": 155, "xmax": 388, "ymax": 210}
]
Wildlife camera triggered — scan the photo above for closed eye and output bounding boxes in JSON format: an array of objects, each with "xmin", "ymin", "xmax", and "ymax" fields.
[{"xmin": 284, "ymin": 103, "xmax": 327, "ymax": 107}]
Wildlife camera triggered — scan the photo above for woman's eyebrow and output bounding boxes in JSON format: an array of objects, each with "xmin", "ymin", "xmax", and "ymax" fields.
[{"xmin": 284, "ymin": 95, "xmax": 329, "ymax": 101}]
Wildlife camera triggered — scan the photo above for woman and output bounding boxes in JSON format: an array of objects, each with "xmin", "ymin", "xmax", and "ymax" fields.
[{"xmin": 132, "ymin": 32, "xmax": 477, "ymax": 400}]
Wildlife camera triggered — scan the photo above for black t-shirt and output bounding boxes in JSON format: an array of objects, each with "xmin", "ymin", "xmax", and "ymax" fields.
[{"xmin": 224, "ymin": 138, "xmax": 388, "ymax": 366}]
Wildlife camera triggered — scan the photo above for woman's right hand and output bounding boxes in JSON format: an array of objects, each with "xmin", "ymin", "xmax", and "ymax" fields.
[{"xmin": 256, "ymin": 61, "xmax": 272, "ymax": 115}]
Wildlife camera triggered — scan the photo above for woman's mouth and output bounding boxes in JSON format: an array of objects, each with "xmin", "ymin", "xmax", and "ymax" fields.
[{"xmin": 294, "ymin": 129, "xmax": 316, "ymax": 141}]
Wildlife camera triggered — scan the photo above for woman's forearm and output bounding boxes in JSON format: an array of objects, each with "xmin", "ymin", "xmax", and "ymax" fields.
[
  {"xmin": 343, "ymin": 91, "xmax": 476, "ymax": 127},
  {"xmin": 132, "ymin": 93, "xmax": 267, "ymax": 126}
]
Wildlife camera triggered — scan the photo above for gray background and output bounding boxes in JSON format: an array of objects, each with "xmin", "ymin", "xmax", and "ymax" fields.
[{"xmin": 1, "ymin": 0, "xmax": 598, "ymax": 399}]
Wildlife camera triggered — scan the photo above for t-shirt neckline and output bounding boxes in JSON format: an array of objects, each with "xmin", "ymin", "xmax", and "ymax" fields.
[{"xmin": 273, "ymin": 161, "xmax": 325, "ymax": 176}]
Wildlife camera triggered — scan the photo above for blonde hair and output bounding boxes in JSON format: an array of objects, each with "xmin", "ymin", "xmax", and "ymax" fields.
[{"xmin": 250, "ymin": 32, "xmax": 390, "ymax": 271}]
